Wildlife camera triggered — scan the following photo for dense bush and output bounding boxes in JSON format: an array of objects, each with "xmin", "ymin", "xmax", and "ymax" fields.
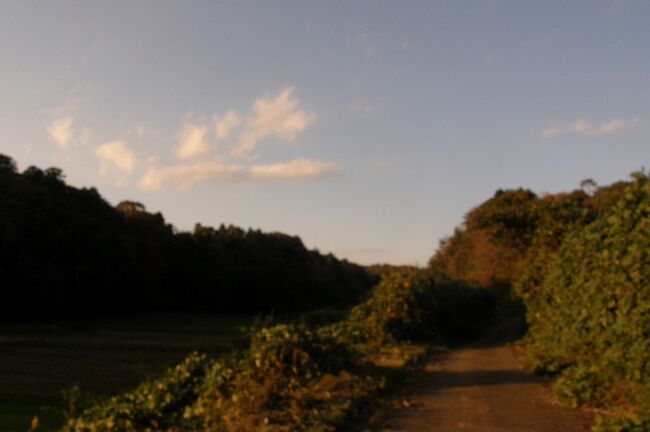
[
  {"xmin": 341, "ymin": 270, "xmax": 441, "ymax": 346},
  {"xmin": 520, "ymin": 173, "xmax": 650, "ymax": 430},
  {"xmin": 429, "ymin": 185, "xmax": 623, "ymax": 296},
  {"xmin": 428, "ymin": 189, "xmax": 540, "ymax": 290},
  {"xmin": 188, "ymin": 324, "xmax": 370, "ymax": 432},
  {"xmin": 341, "ymin": 270, "xmax": 495, "ymax": 347},
  {"xmin": 514, "ymin": 191, "xmax": 595, "ymax": 319}
]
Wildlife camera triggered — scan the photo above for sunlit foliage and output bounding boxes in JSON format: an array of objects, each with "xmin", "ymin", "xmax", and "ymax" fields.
[{"xmin": 521, "ymin": 173, "xmax": 650, "ymax": 431}]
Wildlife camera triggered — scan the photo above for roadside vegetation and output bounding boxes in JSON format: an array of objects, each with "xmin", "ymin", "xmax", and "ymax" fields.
[
  {"xmin": 62, "ymin": 270, "xmax": 494, "ymax": 432},
  {"xmin": 519, "ymin": 174, "xmax": 650, "ymax": 431},
  {"xmin": 429, "ymin": 171, "xmax": 649, "ymax": 431}
]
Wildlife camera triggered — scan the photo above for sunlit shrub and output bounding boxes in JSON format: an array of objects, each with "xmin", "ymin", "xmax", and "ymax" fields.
[
  {"xmin": 338, "ymin": 270, "xmax": 495, "ymax": 348},
  {"xmin": 520, "ymin": 173, "xmax": 650, "ymax": 427}
]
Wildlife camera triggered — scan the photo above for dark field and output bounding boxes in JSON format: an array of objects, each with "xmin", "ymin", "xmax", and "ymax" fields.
[{"xmin": 0, "ymin": 314, "xmax": 257, "ymax": 432}]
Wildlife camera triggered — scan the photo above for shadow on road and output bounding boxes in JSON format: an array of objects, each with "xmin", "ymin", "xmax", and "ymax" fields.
[{"xmin": 414, "ymin": 368, "xmax": 545, "ymax": 390}]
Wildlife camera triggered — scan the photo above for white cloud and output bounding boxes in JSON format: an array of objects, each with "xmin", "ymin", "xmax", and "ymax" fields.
[
  {"xmin": 176, "ymin": 123, "xmax": 211, "ymax": 160},
  {"xmin": 138, "ymin": 87, "xmax": 327, "ymax": 191},
  {"xmin": 47, "ymin": 117, "xmax": 75, "ymax": 149},
  {"xmin": 139, "ymin": 161, "xmax": 244, "ymax": 191},
  {"xmin": 571, "ymin": 118, "xmax": 630, "ymax": 136},
  {"xmin": 249, "ymin": 159, "xmax": 340, "ymax": 181},
  {"xmin": 231, "ymin": 87, "xmax": 316, "ymax": 157},
  {"xmin": 542, "ymin": 117, "xmax": 637, "ymax": 139},
  {"xmin": 139, "ymin": 158, "xmax": 340, "ymax": 191},
  {"xmin": 541, "ymin": 127, "xmax": 563, "ymax": 139},
  {"xmin": 47, "ymin": 117, "xmax": 92, "ymax": 149},
  {"xmin": 95, "ymin": 140, "xmax": 137, "ymax": 175},
  {"xmin": 214, "ymin": 110, "xmax": 241, "ymax": 140}
]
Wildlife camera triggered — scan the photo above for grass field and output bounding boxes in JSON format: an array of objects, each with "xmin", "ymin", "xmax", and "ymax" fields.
[{"xmin": 0, "ymin": 313, "xmax": 259, "ymax": 432}]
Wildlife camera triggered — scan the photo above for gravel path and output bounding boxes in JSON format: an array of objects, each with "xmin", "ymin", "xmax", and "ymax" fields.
[{"xmin": 381, "ymin": 338, "xmax": 593, "ymax": 432}]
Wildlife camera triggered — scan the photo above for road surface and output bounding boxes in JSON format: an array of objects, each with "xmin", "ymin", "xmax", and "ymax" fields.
[{"xmin": 381, "ymin": 338, "xmax": 593, "ymax": 432}]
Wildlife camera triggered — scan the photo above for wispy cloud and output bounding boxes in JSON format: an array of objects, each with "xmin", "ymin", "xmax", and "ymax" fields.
[
  {"xmin": 214, "ymin": 110, "xmax": 241, "ymax": 140},
  {"xmin": 48, "ymin": 117, "xmax": 74, "ymax": 148},
  {"xmin": 139, "ymin": 158, "xmax": 340, "ymax": 191},
  {"xmin": 571, "ymin": 118, "xmax": 631, "ymax": 136},
  {"xmin": 542, "ymin": 117, "xmax": 637, "ymax": 139},
  {"xmin": 95, "ymin": 140, "xmax": 137, "ymax": 186},
  {"xmin": 249, "ymin": 159, "xmax": 340, "ymax": 181},
  {"xmin": 176, "ymin": 122, "xmax": 211, "ymax": 159},
  {"xmin": 47, "ymin": 116, "xmax": 92, "ymax": 149},
  {"xmin": 167, "ymin": 88, "xmax": 315, "ymax": 160},
  {"xmin": 63, "ymin": 86, "xmax": 330, "ymax": 191},
  {"xmin": 47, "ymin": 116, "xmax": 79, "ymax": 149},
  {"xmin": 231, "ymin": 87, "xmax": 316, "ymax": 157},
  {"xmin": 140, "ymin": 161, "xmax": 244, "ymax": 191},
  {"xmin": 541, "ymin": 127, "xmax": 563, "ymax": 139}
]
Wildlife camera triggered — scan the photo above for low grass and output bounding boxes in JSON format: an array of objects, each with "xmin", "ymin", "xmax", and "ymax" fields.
[{"xmin": 0, "ymin": 313, "xmax": 258, "ymax": 432}]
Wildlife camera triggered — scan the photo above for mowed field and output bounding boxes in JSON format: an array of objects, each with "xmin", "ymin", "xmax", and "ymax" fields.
[{"xmin": 0, "ymin": 314, "xmax": 258, "ymax": 432}]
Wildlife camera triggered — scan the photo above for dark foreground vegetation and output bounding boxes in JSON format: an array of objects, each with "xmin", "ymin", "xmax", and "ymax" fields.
[
  {"xmin": 428, "ymin": 171, "xmax": 650, "ymax": 431},
  {"xmin": 0, "ymin": 154, "xmax": 374, "ymax": 321},
  {"xmin": 62, "ymin": 271, "xmax": 494, "ymax": 431},
  {"xmin": 0, "ymin": 314, "xmax": 255, "ymax": 431}
]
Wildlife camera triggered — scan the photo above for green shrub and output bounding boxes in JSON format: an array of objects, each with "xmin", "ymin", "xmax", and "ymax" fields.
[
  {"xmin": 339, "ymin": 270, "xmax": 494, "ymax": 347},
  {"xmin": 593, "ymin": 415, "xmax": 650, "ymax": 432},
  {"xmin": 64, "ymin": 352, "xmax": 210, "ymax": 431},
  {"xmin": 342, "ymin": 270, "xmax": 440, "ymax": 346},
  {"xmin": 187, "ymin": 324, "xmax": 375, "ymax": 431},
  {"xmin": 521, "ymin": 173, "xmax": 650, "ymax": 425}
]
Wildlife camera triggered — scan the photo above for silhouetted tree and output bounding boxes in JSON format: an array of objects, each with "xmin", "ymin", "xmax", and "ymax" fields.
[{"xmin": 0, "ymin": 153, "xmax": 374, "ymax": 322}]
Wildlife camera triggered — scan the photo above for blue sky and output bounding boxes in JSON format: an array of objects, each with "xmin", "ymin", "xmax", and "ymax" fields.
[{"xmin": 1, "ymin": 1, "xmax": 648, "ymax": 265}]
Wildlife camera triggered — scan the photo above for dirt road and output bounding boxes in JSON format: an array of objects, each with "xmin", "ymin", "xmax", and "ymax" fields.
[{"xmin": 381, "ymin": 339, "xmax": 593, "ymax": 432}]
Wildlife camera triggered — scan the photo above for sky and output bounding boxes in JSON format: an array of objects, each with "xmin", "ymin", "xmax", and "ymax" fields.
[{"xmin": 1, "ymin": 1, "xmax": 649, "ymax": 265}]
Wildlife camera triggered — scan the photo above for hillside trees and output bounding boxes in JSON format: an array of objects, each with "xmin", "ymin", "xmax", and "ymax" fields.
[
  {"xmin": 428, "ymin": 188, "xmax": 540, "ymax": 291},
  {"xmin": 0, "ymin": 153, "xmax": 374, "ymax": 321}
]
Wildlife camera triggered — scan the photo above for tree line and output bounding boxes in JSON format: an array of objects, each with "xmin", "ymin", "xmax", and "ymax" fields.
[{"xmin": 0, "ymin": 154, "xmax": 375, "ymax": 322}]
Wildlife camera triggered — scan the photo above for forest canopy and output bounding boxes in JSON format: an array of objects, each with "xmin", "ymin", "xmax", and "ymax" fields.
[{"xmin": 0, "ymin": 154, "xmax": 375, "ymax": 322}]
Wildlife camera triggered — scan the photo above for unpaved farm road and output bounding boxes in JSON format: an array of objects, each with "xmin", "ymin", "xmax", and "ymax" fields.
[{"xmin": 380, "ymin": 339, "xmax": 593, "ymax": 432}]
